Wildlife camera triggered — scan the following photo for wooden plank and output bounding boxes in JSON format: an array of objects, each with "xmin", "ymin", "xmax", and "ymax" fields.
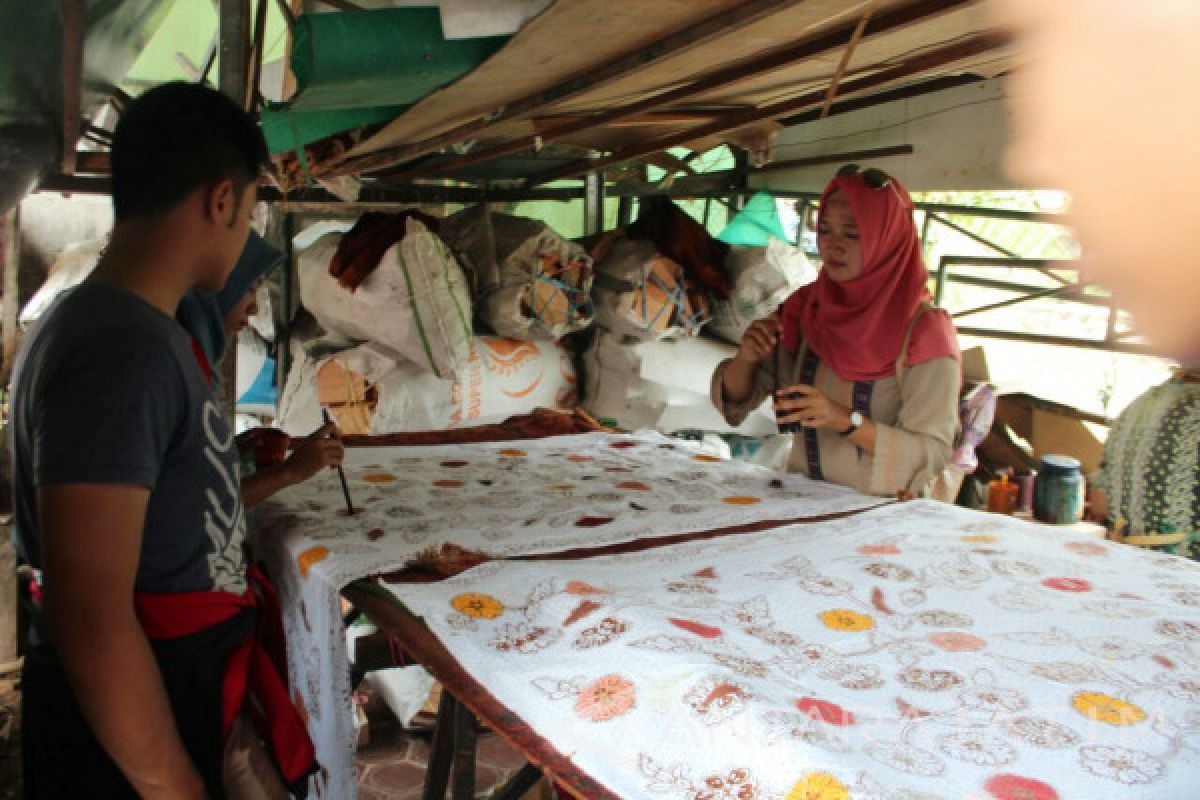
[
  {"xmin": 819, "ymin": 1, "xmax": 878, "ymax": 117},
  {"xmin": 60, "ymin": 0, "xmax": 86, "ymax": 174},
  {"xmin": 370, "ymin": 0, "xmax": 971, "ymax": 182},
  {"xmin": 526, "ymin": 30, "xmax": 1010, "ymax": 185},
  {"xmin": 323, "ymin": 0, "xmax": 798, "ymax": 177}
]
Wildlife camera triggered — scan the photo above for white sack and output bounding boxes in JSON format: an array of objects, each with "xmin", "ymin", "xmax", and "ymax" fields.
[
  {"xmin": 707, "ymin": 238, "xmax": 816, "ymax": 345},
  {"xmin": 582, "ymin": 331, "xmax": 776, "ymax": 435},
  {"xmin": 20, "ymin": 237, "xmax": 106, "ymax": 328},
  {"xmin": 278, "ymin": 336, "xmax": 577, "ymax": 436},
  {"xmin": 297, "ymin": 219, "xmax": 473, "ymax": 378}
]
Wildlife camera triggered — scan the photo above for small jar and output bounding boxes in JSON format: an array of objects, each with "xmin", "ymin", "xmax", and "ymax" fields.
[{"xmin": 1034, "ymin": 455, "xmax": 1085, "ymax": 524}]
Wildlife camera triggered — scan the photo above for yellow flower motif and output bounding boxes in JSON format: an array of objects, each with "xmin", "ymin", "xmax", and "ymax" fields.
[
  {"xmin": 819, "ymin": 609, "xmax": 875, "ymax": 631},
  {"xmin": 1072, "ymin": 691, "xmax": 1147, "ymax": 726},
  {"xmin": 784, "ymin": 772, "xmax": 848, "ymax": 800},
  {"xmin": 451, "ymin": 592, "xmax": 506, "ymax": 619},
  {"xmin": 961, "ymin": 534, "xmax": 998, "ymax": 543}
]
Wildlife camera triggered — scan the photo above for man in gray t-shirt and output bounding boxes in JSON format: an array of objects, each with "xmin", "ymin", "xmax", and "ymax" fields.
[{"xmin": 10, "ymin": 82, "xmax": 271, "ymax": 800}]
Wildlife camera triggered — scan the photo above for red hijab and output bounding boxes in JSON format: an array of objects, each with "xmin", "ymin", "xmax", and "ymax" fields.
[{"xmin": 780, "ymin": 172, "xmax": 959, "ymax": 381}]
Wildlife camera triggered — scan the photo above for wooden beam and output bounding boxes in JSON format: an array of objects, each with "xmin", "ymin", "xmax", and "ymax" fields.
[
  {"xmin": 2, "ymin": 208, "xmax": 20, "ymax": 384},
  {"xmin": 819, "ymin": 2, "xmax": 878, "ymax": 118},
  {"xmin": 321, "ymin": 0, "xmax": 805, "ymax": 178},
  {"xmin": 60, "ymin": 0, "xmax": 86, "ymax": 174},
  {"xmin": 526, "ymin": 30, "xmax": 1010, "ymax": 186},
  {"xmin": 315, "ymin": 0, "xmax": 363, "ymax": 12},
  {"xmin": 376, "ymin": 0, "xmax": 973, "ymax": 184}
]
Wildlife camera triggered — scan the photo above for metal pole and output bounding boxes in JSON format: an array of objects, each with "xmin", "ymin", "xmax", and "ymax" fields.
[
  {"xmin": 278, "ymin": 212, "xmax": 295, "ymax": 390},
  {"xmin": 219, "ymin": 0, "xmax": 250, "ymax": 418},
  {"xmin": 934, "ymin": 254, "xmax": 949, "ymax": 305},
  {"xmin": 584, "ymin": 172, "xmax": 604, "ymax": 236}
]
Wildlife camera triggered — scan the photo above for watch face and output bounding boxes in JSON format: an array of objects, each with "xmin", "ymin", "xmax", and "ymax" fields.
[{"xmin": 850, "ymin": 411, "xmax": 864, "ymax": 426}]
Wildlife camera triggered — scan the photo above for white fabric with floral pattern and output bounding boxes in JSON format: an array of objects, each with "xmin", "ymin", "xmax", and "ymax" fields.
[
  {"xmin": 386, "ymin": 500, "xmax": 1200, "ymax": 800},
  {"xmin": 252, "ymin": 430, "xmax": 883, "ymax": 798}
]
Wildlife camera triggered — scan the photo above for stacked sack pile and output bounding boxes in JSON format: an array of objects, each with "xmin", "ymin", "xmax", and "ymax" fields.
[
  {"xmin": 277, "ymin": 208, "xmax": 585, "ymax": 436},
  {"xmin": 581, "ymin": 195, "xmax": 815, "ymax": 436}
]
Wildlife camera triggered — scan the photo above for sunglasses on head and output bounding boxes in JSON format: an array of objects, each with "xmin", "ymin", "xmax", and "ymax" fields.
[{"xmin": 836, "ymin": 163, "xmax": 910, "ymax": 207}]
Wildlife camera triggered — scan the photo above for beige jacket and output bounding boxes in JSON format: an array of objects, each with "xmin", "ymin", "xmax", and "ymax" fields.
[{"xmin": 711, "ymin": 337, "xmax": 960, "ymax": 498}]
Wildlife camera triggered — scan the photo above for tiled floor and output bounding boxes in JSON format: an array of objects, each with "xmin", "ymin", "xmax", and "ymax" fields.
[{"xmin": 356, "ymin": 697, "xmax": 534, "ymax": 800}]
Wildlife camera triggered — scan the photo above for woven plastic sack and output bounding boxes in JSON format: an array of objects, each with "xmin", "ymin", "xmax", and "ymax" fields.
[
  {"xmin": 440, "ymin": 208, "xmax": 594, "ymax": 341},
  {"xmin": 591, "ymin": 237, "xmax": 708, "ymax": 342}
]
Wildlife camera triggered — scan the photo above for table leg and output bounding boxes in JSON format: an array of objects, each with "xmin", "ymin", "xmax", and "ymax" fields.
[
  {"xmin": 451, "ymin": 696, "xmax": 477, "ymax": 800},
  {"xmin": 492, "ymin": 763, "xmax": 544, "ymax": 800},
  {"xmin": 422, "ymin": 691, "xmax": 456, "ymax": 800}
]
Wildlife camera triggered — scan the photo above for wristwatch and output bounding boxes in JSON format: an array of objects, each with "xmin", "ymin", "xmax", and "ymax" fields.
[{"xmin": 840, "ymin": 410, "xmax": 864, "ymax": 436}]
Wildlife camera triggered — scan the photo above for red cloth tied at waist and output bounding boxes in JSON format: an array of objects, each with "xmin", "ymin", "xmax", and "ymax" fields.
[{"xmin": 134, "ymin": 565, "xmax": 316, "ymax": 787}]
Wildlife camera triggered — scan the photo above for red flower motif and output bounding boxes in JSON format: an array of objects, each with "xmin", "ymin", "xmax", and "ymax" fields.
[
  {"xmin": 433, "ymin": 479, "xmax": 465, "ymax": 488},
  {"xmin": 1041, "ymin": 577, "xmax": 1092, "ymax": 592},
  {"xmin": 984, "ymin": 773, "xmax": 1059, "ymax": 800},
  {"xmin": 609, "ymin": 441, "xmax": 638, "ymax": 449},
  {"xmin": 795, "ymin": 697, "xmax": 856, "ymax": 726},
  {"xmin": 1153, "ymin": 654, "xmax": 1176, "ymax": 670},
  {"xmin": 440, "ymin": 460, "xmax": 470, "ymax": 468},
  {"xmin": 670, "ymin": 618, "xmax": 723, "ymax": 639}
]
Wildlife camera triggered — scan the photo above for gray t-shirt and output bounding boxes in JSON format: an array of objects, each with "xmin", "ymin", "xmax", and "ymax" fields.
[{"xmin": 10, "ymin": 283, "xmax": 247, "ymax": 595}]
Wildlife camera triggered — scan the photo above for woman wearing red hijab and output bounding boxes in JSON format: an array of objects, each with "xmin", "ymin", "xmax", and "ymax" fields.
[{"xmin": 712, "ymin": 166, "xmax": 962, "ymax": 498}]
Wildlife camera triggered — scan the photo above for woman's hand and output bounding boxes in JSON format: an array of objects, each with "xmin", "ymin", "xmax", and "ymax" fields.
[
  {"xmin": 735, "ymin": 316, "xmax": 783, "ymax": 365},
  {"xmin": 284, "ymin": 421, "xmax": 345, "ymax": 484},
  {"xmin": 774, "ymin": 384, "xmax": 852, "ymax": 431}
]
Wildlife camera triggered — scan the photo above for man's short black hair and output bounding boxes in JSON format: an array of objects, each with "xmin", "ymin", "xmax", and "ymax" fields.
[{"xmin": 111, "ymin": 81, "xmax": 269, "ymax": 221}]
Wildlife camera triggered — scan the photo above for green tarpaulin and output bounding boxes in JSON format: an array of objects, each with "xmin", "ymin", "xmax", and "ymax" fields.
[{"xmin": 718, "ymin": 191, "xmax": 790, "ymax": 245}]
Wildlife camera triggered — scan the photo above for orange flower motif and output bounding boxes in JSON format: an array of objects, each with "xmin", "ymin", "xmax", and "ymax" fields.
[
  {"xmin": 723, "ymin": 496, "xmax": 761, "ymax": 505},
  {"xmin": 928, "ymin": 631, "xmax": 987, "ymax": 652},
  {"xmin": 1071, "ymin": 691, "xmax": 1146, "ymax": 726},
  {"xmin": 548, "ymin": 485, "xmax": 576, "ymax": 491},
  {"xmin": 783, "ymin": 772, "xmax": 848, "ymax": 800},
  {"xmin": 858, "ymin": 544, "xmax": 900, "ymax": 555},
  {"xmin": 819, "ymin": 609, "xmax": 875, "ymax": 631},
  {"xmin": 692, "ymin": 454, "xmax": 722, "ymax": 463},
  {"xmin": 574, "ymin": 674, "xmax": 636, "ymax": 722},
  {"xmin": 961, "ymin": 534, "xmax": 998, "ymax": 543},
  {"xmin": 296, "ymin": 546, "xmax": 329, "ymax": 578},
  {"xmin": 361, "ymin": 473, "xmax": 397, "ymax": 483},
  {"xmin": 497, "ymin": 449, "xmax": 527, "ymax": 458},
  {"xmin": 450, "ymin": 592, "xmax": 505, "ymax": 619},
  {"xmin": 566, "ymin": 455, "xmax": 594, "ymax": 462}
]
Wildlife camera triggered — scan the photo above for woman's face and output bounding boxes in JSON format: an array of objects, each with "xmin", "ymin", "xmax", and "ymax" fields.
[
  {"xmin": 223, "ymin": 278, "xmax": 263, "ymax": 337},
  {"xmin": 817, "ymin": 192, "xmax": 863, "ymax": 282}
]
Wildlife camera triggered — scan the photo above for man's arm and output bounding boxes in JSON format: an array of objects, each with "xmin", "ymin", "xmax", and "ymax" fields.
[{"xmin": 39, "ymin": 483, "xmax": 208, "ymax": 800}]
